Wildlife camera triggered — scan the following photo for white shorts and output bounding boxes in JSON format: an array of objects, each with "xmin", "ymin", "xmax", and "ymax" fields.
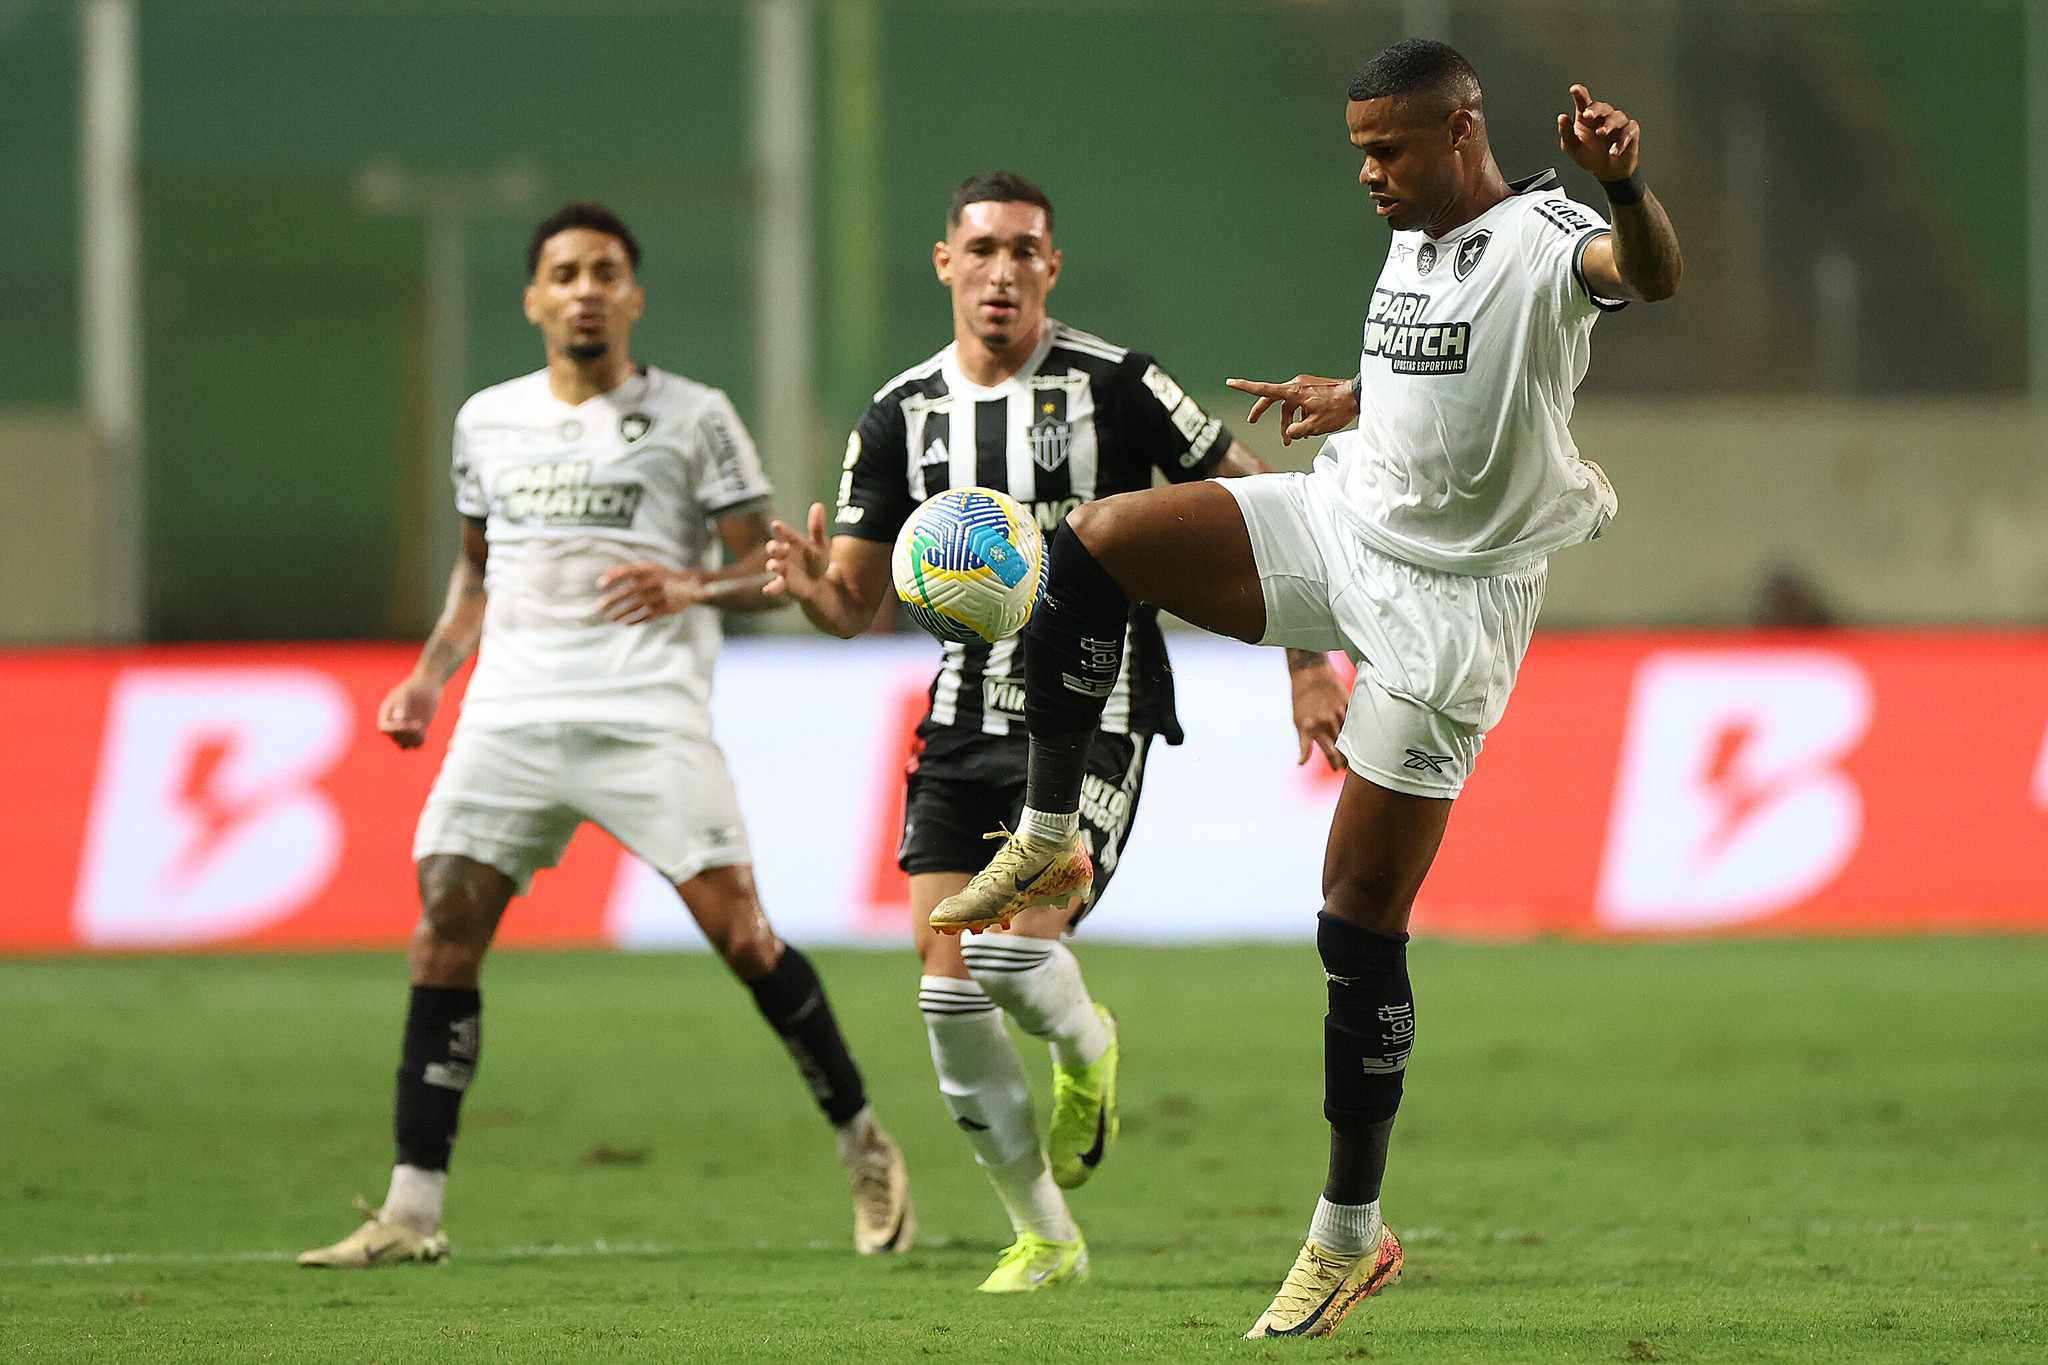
[
  {"xmin": 1223, "ymin": 471, "xmax": 1546, "ymax": 799},
  {"xmin": 414, "ymin": 722, "xmax": 751, "ymax": 892}
]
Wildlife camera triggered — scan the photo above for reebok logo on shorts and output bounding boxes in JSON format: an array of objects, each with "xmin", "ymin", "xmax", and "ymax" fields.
[{"xmin": 1403, "ymin": 749, "xmax": 1455, "ymax": 774}]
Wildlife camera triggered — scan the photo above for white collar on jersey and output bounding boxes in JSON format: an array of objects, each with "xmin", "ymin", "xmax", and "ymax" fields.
[
  {"xmin": 539, "ymin": 364, "xmax": 655, "ymax": 415},
  {"xmin": 941, "ymin": 322, "xmax": 1062, "ymax": 400},
  {"xmin": 1418, "ymin": 169, "xmax": 1563, "ymax": 246}
]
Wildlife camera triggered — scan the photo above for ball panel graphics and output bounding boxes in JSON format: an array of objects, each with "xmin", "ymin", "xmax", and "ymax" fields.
[{"xmin": 890, "ymin": 488, "xmax": 1046, "ymax": 645}]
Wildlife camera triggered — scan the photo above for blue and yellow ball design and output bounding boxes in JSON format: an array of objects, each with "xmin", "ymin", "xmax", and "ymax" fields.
[{"xmin": 890, "ymin": 487, "xmax": 1047, "ymax": 645}]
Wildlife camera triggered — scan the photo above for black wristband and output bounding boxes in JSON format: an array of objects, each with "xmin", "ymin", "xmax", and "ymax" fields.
[
  {"xmin": 1600, "ymin": 173, "xmax": 1646, "ymax": 207},
  {"xmin": 1350, "ymin": 376, "xmax": 1362, "ymax": 402}
]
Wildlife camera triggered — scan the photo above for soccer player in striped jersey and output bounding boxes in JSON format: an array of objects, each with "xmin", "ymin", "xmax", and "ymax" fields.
[{"xmin": 766, "ymin": 172, "xmax": 1348, "ymax": 1292}]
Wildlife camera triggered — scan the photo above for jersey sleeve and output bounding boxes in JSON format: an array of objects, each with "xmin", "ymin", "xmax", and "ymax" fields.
[
  {"xmin": 831, "ymin": 397, "xmax": 914, "ymax": 543},
  {"xmin": 450, "ymin": 408, "xmax": 488, "ymax": 519},
  {"xmin": 692, "ymin": 392, "xmax": 774, "ymax": 517},
  {"xmin": 1114, "ymin": 353, "xmax": 1233, "ymax": 482},
  {"xmin": 1522, "ymin": 194, "xmax": 1628, "ymax": 321}
]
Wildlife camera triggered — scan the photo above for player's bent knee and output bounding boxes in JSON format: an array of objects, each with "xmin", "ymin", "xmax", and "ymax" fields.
[{"xmin": 415, "ymin": 857, "xmax": 511, "ymax": 951}]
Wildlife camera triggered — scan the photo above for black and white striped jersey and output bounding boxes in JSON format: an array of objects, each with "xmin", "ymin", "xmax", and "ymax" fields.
[{"xmin": 833, "ymin": 320, "xmax": 1232, "ymax": 755}]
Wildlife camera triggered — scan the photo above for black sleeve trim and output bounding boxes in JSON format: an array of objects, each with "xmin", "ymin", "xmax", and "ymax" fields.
[
  {"xmin": 705, "ymin": 492, "xmax": 773, "ymax": 521},
  {"xmin": 1573, "ymin": 229, "xmax": 1629, "ymax": 313}
]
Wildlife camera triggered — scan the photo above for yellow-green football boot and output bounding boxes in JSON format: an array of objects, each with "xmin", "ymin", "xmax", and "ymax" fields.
[
  {"xmin": 976, "ymin": 1232, "xmax": 1090, "ymax": 1293},
  {"xmin": 1048, "ymin": 1004, "xmax": 1120, "ymax": 1190}
]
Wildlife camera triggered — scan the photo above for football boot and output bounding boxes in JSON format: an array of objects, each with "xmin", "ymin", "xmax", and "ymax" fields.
[
  {"xmin": 1243, "ymin": 1225, "xmax": 1403, "ymax": 1339},
  {"xmin": 929, "ymin": 829, "xmax": 1092, "ymax": 936}
]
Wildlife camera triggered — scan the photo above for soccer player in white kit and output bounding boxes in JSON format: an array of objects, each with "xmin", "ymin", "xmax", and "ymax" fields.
[
  {"xmin": 300, "ymin": 204, "xmax": 914, "ymax": 1267},
  {"xmin": 922, "ymin": 42, "xmax": 1683, "ymax": 1338}
]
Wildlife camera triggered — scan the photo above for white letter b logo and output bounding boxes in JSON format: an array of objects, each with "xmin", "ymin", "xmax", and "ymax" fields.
[
  {"xmin": 73, "ymin": 669, "xmax": 355, "ymax": 947},
  {"xmin": 1597, "ymin": 651, "xmax": 1872, "ymax": 931}
]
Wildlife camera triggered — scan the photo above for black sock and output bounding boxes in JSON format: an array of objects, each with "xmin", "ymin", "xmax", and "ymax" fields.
[
  {"xmin": 747, "ymin": 947, "xmax": 868, "ymax": 1126},
  {"xmin": 1317, "ymin": 912, "xmax": 1412, "ymax": 1204},
  {"xmin": 1022, "ymin": 524, "xmax": 1130, "ymax": 815},
  {"xmin": 394, "ymin": 985, "xmax": 481, "ymax": 1171}
]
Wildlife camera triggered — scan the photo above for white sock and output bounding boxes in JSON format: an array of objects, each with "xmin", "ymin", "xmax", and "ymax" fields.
[
  {"xmin": 1019, "ymin": 805, "xmax": 1079, "ymax": 843},
  {"xmin": 832, "ymin": 1105, "xmax": 880, "ymax": 1169},
  {"xmin": 920, "ymin": 976, "xmax": 1077, "ymax": 1242},
  {"xmin": 962, "ymin": 935, "xmax": 1111, "ymax": 1069},
  {"xmin": 1308, "ymin": 1196, "xmax": 1381, "ymax": 1258},
  {"xmin": 982, "ymin": 1150, "xmax": 1080, "ymax": 1243},
  {"xmin": 382, "ymin": 1163, "xmax": 446, "ymax": 1235}
]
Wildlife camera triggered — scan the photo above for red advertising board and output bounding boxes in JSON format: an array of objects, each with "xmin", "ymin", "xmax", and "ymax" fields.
[{"xmin": 2, "ymin": 633, "xmax": 2044, "ymax": 953}]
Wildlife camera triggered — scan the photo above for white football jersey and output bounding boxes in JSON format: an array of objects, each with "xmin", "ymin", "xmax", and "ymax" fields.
[
  {"xmin": 1318, "ymin": 169, "xmax": 1623, "ymax": 577},
  {"xmin": 450, "ymin": 366, "xmax": 772, "ymax": 733}
]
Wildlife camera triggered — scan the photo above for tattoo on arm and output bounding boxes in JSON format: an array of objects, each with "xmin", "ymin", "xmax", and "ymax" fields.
[
  {"xmin": 1608, "ymin": 192, "xmax": 1682, "ymax": 301},
  {"xmin": 1287, "ymin": 648, "xmax": 1331, "ymax": 673},
  {"xmin": 417, "ymin": 555, "xmax": 487, "ymax": 683}
]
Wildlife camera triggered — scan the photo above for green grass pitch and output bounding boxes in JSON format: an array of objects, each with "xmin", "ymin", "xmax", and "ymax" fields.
[{"xmin": 2, "ymin": 940, "xmax": 2043, "ymax": 1362}]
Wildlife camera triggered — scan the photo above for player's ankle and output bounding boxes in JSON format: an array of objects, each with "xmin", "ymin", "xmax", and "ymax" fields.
[
  {"xmin": 382, "ymin": 1163, "xmax": 446, "ymax": 1234},
  {"xmin": 1019, "ymin": 806, "xmax": 1079, "ymax": 843},
  {"xmin": 832, "ymin": 1106, "xmax": 881, "ymax": 1167},
  {"xmin": 1308, "ymin": 1195, "xmax": 1380, "ymax": 1259}
]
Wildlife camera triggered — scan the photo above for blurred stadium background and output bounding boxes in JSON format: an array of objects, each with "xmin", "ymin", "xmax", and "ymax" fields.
[
  {"xmin": 5, "ymin": 0, "xmax": 2046, "ymax": 949},
  {"xmin": 2, "ymin": 2, "xmax": 2045, "ymax": 1360}
]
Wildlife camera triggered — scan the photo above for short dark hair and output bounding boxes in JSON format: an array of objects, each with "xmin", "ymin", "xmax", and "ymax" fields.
[
  {"xmin": 1348, "ymin": 38, "xmax": 1482, "ymax": 114},
  {"xmin": 526, "ymin": 202, "xmax": 642, "ymax": 278},
  {"xmin": 946, "ymin": 171, "xmax": 1055, "ymax": 234}
]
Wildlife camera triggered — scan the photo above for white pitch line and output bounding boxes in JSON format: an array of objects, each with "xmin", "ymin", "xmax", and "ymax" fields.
[{"xmin": 2, "ymin": 1240, "xmax": 689, "ymax": 1270}]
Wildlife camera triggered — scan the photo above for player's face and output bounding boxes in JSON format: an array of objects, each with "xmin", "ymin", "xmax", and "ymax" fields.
[
  {"xmin": 1347, "ymin": 97, "xmax": 1461, "ymax": 234},
  {"xmin": 523, "ymin": 229, "xmax": 644, "ymax": 362},
  {"xmin": 934, "ymin": 201, "xmax": 1061, "ymax": 351}
]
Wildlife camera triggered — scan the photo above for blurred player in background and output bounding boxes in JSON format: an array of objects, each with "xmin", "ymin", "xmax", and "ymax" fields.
[
  {"xmin": 300, "ymin": 203, "xmax": 914, "ymax": 1267},
  {"xmin": 925, "ymin": 45, "xmax": 1682, "ymax": 1336},
  {"xmin": 765, "ymin": 172, "xmax": 1347, "ymax": 1292}
]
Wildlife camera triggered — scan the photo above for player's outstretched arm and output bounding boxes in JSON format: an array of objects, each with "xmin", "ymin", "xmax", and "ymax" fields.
[
  {"xmin": 1559, "ymin": 83, "xmax": 1682, "ymax": 303},
  {"xmin": 763, "ymin": 502, "xmax": 893, "ymax": 639},
  {"xmin": 1224, "ymin": 374, "xmax": 1359, "ymax": 445},
  {"xmin": 378, "ymin": 519, "xmax": 488, "ymax": 750}
]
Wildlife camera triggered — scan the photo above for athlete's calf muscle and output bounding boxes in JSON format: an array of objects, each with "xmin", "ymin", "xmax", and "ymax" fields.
[{"xmin": 1066, "ymin": 483, "xmax": 1265, "ymax": 644}]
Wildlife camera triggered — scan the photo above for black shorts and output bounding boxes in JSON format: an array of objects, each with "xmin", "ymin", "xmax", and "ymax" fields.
[{"xmin": 898, "ymin": 731, "xmax": 1153, "ymax": 929}]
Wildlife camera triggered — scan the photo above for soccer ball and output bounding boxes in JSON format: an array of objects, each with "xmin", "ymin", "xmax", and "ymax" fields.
[{"xmin": 890, "ymin": 487, "xmax": 1046, "ymax": 644}]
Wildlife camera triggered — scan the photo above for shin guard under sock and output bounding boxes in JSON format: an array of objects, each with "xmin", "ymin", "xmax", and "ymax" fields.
[
  {"xmin": 1317, "ymin": 912, "xmax": 1413, "ymax": 1205},
  {"xmin": 748, "ymin": 946, "xmax": 868, "ymax": 1126},
  {"xmin": 920, "ymin": 979, "xmax": 1077, "ymax": 1242},
  {"xmin": 1022, "ymin": 524, "xmax": 1131, "ymax": 816},
  {"xmin": 394, "ymin": 985, "xmax": 481, "ymax": 1172}
]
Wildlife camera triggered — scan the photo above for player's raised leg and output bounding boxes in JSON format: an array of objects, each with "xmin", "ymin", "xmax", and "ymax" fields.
[
  {"xmin": 915, "ymin": 880, "xmax": 1089, "ymax": 1291},
  {"xmin": 1244, "ymin": 774, "xmax": 1444, "ymax": 1336},
  {"xmin": 299, "ymin": 853, "xmax": 510, "ymax": 1266},
  {"xmin": 929, "ymin": 480, "xmax": 1261, "ymax": 934},
  {"xmin": 677, "ymin": 863, "xmax": 915, "ymax": 1254}
]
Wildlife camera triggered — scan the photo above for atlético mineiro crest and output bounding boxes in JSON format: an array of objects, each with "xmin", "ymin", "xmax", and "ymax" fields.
[
  {"xmin": 1028, "ymin": 404, "xmax": 1072, "ymax": 472},
  {"xmin": 1455, "ymin": 230, "xmax": 1491, "ymax": 281},
  {"xmin": 1416, "ymin": 242, "xmax": 1437, "ymax": 275},
  {"xmin": 620, "ymin": 412, "xmax": 652, "ymax": 443}
]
